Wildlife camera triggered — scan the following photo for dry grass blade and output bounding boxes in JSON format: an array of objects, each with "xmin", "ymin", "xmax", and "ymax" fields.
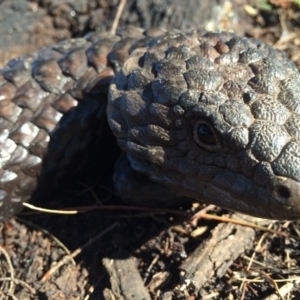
[
  {"xmin": 110, "ymin": 0, "xmax": 127, "ymax": 34},
  {"xmin": 23, "ymin": 202, "xmax": 78, "ymax": 214}
]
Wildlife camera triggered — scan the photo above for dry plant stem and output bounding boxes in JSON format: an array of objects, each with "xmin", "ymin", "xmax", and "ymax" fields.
[
  {"xmin": 23, "ymin": 202, "xmax": 78, "ymax": 214},
  {"xmin": 78, "ymin": 183, "xmax": 105, "ymax": 205},
  {"xmin": 264, "ymin": 277, "xmax": 300, "ymax": 300},
  {"xmin": 110, "ymin": 0, "xmax": 127, "ymax": 34},
  {"xmin": 240, "ymin": 283, "xmax": 246, "ymax": 300},
  {"xmin": 22, "ymin": 202, "xmax": 188, "ymax": 216},
  {"xmin": 246, "ymin": 230, "xmax": 272, "ymax": 271},
  {"xmin": 235, "ymin": 276, "xmax": 300, "ymax": 284},
  {"xmin": 71, "ymin": 205, "xmax": 188, "ymax": 216},
  {"xmin": 241, "ymin": 222, "xmax": 277, "ymax": 291},
  {"xmin": 143, "ymin": 254, "xmax": 160, "ymax": 283},
  {"xmin": 0, "ymin": 246, "xmax": 15, "ymax": 295},
  {"xmin": 201, "ymin": 292, "xmax": 220, "ymax": 299},
  {"xmin": 190, "ymin": 204, "xmax": 216, "ymax": 226},
  {"xmin": 247, "ymin": 284, "xmax": 259, "ymax": 298},
  {"xmin": 243, "ymin": 223, "xmax": 281, "ymax": 281},
  {"xmin": 260, "ymin": 271, "xmax": 284, "ymax": 300},
  {"xmin": 83, "ymin": 285, "xmax": 95, "ymax": 300},
  {"xmin": 0, "ymin": 278, "xmax": 36, "ymax": 295},
  {"xmin": 243, "ymin": 255, "xmax": 267, "ymax": 267},
  {"xmin": 263, "ymin": 283, "xmax": 293, "ymax": 300},
  {"xmin": 234, "ymin": 273, "xmax": 300, "ymax": 300},
  {"xmin": 40, "ymin": 222, "xmax": 119, "ymax": 282},
  {"xmin": 192, "ymin": 212, "xmax": 292, "ymax": 238},
  {"xmin": 7, "ymin": 292, "xmax": 18, "ymax": 300}
]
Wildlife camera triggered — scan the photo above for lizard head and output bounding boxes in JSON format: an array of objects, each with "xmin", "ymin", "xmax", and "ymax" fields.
[{"xmin": 108, "ymin": 31, "xmax": 300, "ymax": 220}]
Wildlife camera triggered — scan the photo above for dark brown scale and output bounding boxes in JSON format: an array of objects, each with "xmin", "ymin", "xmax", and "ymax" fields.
[
  {"xmin": 0, "ymin": 81, "xmax": 16, "ymax": 101},
  {"xmin": 31, "ymin": 95, "xmax": 62, "ymax": 132},
  {"xmin": 3, "ymin": 55, "xmax": 37, "ymax": 87},
  {"xmin": 13, "ymin": 80, "xmax": 49, "ymax": 111},
  {"xmin": 28, "ymin": 129, "xmax": 49, "ymax": 158},
  {"xmin": 86, "ymin": 36, "xmax": 120, "ymax": 72},
  {"xmin": 9, "ymin": 109, "xmax": 36, "ymax": 146},
  {"xmin": 0, "ymin": 98, "xmax": 22, "ymax": 122},
  {"xmin": 116, "ymin": 26, "xmax": 145, "ymax": 38},
  {"xmin": 68, "ymin": 69, "xmax": 99, "ymax": 100},
  {"xmin": 33, "ymin": 59, "xmax": 69, "ymax": 94},
  {"xmin": 108, "ymin": 37, "xmax": 140, "ymax": 69},
  {"xmin": 52, "ymin": 89, "xmax": 77, "ymax": 113},
  {"xmin": 58, "ymin": 46, "xmax": 91, "ymax": 80}
]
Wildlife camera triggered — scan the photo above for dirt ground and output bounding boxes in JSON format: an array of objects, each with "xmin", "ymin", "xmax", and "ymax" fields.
[{"xmin": 1, "ymin": 0, "xmax": 300, "ymax": 299}]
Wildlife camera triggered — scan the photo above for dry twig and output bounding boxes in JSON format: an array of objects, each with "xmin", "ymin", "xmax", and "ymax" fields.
[{"xmin": 110, "ymin": 0, "xmax": 127, "ymax": 34}]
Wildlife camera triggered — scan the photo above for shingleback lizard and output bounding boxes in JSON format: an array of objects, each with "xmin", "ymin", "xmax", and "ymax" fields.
[{"xmin": 1, "ymin": 26, "xmax": 300, "ymax": 221}]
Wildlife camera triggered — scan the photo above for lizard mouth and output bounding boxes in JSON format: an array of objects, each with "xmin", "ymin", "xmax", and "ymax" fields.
[{"xmin": 177, "ymin": 171, "xmax": 300, "ymax": 220}]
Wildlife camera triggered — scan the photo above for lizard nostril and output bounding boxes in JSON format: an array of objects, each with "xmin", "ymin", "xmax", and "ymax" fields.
[
  {"xmin": 275, "ymin": 185, "xmax": 291, "ymax": 199},
  {"xmin": 267, "ymin": 178, "xmax": 300, "ymax": 219}
]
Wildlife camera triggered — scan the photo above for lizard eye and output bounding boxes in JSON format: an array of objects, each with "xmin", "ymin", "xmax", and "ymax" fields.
[
  {"xmin": 193, "ymin": 120, "xmax": 222, "ymax": 151},
  {"xmin": 198, "ymin": 123, "xmax": 216, "ymax": 145}
]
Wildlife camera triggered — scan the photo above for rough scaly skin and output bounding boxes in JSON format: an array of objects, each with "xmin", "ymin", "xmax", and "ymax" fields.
[
  {"xmin": 1, "ymin": 27, "xmax": 300, "ymax": 220},
  {"xmin": 108, "ymin": 31, "xmax": 300, "ymax": 220},
  {"xmin": 0, "ymin": 26, "xmax": 166, "ymax": 219}
]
